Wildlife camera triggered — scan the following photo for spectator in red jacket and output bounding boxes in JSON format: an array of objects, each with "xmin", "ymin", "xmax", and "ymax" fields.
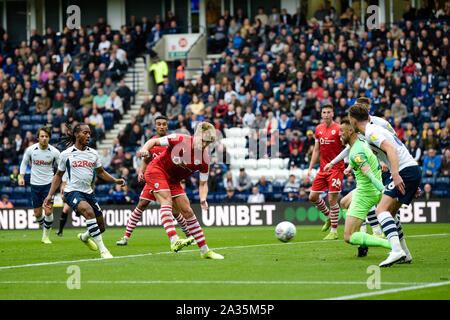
[
  {"xmin": 394, "ymin": 117, "xmax": 405, "ymax": 142},
  {"xmin": 402, "ymin": 57, "xmax": 416, "ymax": 78},
  {"xmin": 289, "ymin": 132, "xmax": 304, "ymax": 153},
  {"xmin": 215, "ymin": 98, "xmax": 228, "ymax": 118}
]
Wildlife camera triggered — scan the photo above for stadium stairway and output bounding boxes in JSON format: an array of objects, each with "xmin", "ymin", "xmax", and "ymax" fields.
[{"xmin": 97, "ymin": 57, "xmax": 151, "ymax": 152}]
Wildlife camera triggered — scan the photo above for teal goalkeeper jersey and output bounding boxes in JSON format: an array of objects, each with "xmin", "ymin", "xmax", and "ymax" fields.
[{"xmin": 349, "ymin": 139, "xmax": 383, "ymax": 193}]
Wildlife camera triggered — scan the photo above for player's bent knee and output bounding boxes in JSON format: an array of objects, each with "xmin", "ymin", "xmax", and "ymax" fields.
[
  {"xmin": 309, "ymin": 192, "xmax": 318, "ymax": 202},
  {"xmin": 344, "ymin": 232, "xmax": 352, "ymax": 243},
  {"xmin": 182, "ymin": 207, "xmax": 195, "ymax": 219}
]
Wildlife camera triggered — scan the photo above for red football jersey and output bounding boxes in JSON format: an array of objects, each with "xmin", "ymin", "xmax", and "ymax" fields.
[
  {"xmin": 314, "ymin": 122, "xmax": 345, "ymax": 171},
  {"xmin": 150, "ymin": 134, "xmax": 210, "ymax": 182},
  {"xmin": 149, "ymin": 135, "xmax": 167, "ymax": 160}
]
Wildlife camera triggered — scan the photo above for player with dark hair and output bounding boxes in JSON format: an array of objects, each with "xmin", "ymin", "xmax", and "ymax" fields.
[
  {"xmin": 19, "ymin": 126, "xmax": 60, "ymax": 244},
  {"xmin": 307, "ymin": 103, "xmax": 345, "ymax": 240},
  {"xmin": 348, "ymin": 104, "xmax": 421, "ymax": 267},
  {"xmin": 136, "ymin": 122, "xmax": 224, "ymax": 259},
  {"xmin": 116, "ymin": 115, "xmax": 194, "ymax": 250},
  {"xmin": 43, "ymin": 123, "xmax": 126, "ymax": 259}
]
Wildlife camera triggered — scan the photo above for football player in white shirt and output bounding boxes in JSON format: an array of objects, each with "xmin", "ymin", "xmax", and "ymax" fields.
[
  {"xmin": 19, "ymin": 126, "xmax": 60, "ymax": 244},
  {"xmin": 348, "ymin": 104, "xmax": 421, "ymax": 268},
  {"xmin": 44, "ymin": 124, "xmax": 125, "ymax": 259}
]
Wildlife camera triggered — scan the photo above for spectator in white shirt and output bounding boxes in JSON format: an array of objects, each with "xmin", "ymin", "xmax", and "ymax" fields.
[
  {"xmin": 105, "ymin": 91, "xmax": 123, "ymax": 122},
  {"xmin": 98, "ymin": 34, "xmax": 111, "ymax": 54},
  {"xmin": 248, "ymin": 186, "xmax": 265, "ymax": 203}
]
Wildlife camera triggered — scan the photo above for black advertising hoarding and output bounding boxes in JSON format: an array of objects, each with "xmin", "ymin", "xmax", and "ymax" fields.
[{"xmin": 0, "ymin": 199, "xmax": 449, "ymax": 230}]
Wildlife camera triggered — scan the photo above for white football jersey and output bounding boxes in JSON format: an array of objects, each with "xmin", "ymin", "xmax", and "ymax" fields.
[
  {"xmin": 364, "ymin": 123, "xmax": 417, "ymax": 172},
  {"xmin": 20, "ymin": 143, "xmax": 60, "ymax": 185},
  {"xmin": 58, "ymin": 146, "xmax": 102, "ymax": 194}
]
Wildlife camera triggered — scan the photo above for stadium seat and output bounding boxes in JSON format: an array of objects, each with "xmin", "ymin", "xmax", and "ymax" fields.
[
  {"xmin": 31, "ymin": 114, "xmax": 42, "ymax": 123},
  {"xmin": 435, "ymin": 177, "xmax": 449, "ymax": 188},
  {"xmin": 96, "ymin": 195, "xmax": 110, "ymax": 205},
  {"xmin": 230, "ymin": 158, "xmax": 244, "ymax": 170},
  {"xmin": 270, "ymin": 158, "xmax": 285, "ymax": 169},
  {"xmin": 243, "ymin": 158, "xmax": 257, "ymax": 169},
  {"xmin": 11, "ymin": 199, "xmax": 30, "ymax": 207},
  {"xmin": 274, "ymin": 169, "xmax": 290, "ymax": 182},
  {"xmin": 421, "ymin": 177, "xmax": 435, "ymax": 186},
  {"xmin": 257, "ymin": 158, "xmax": 271, "ymax": 169},
  {"xmin": 0, "ymin": 186, "xmax": 13, "ymax": 194},
  {"xmin": 22, "ymin": 124, "xmax": 33, "ymax": 132},
  {"xmin": 0, "ymin": 176, "xmax": 10, "ymax": 185},
  {"xmin": 19, "ymin": 115, "xmax": 31, "ymax": 124}
]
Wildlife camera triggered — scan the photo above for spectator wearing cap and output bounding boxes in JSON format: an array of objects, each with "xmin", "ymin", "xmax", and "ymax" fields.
[
  {"xmin": 0, "ymin": 194, "xmax": 13, "ymax": 208},
  {"xmin": 278, "ymin": 131, "xmax": 290, "ymax": 158},
  {"xmin": 423, "ymin": 85, "xmax": 436, "ymax": 108}
]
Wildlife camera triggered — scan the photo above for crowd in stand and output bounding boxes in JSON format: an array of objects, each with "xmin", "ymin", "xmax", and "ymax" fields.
[{"xmin": 1, "ymin": 3, "xmax": 449, "ymax": 206}]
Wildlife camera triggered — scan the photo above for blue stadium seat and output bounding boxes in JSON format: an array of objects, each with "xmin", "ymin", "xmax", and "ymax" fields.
[
  {"xmin": 434, "ymin": 190, "xmax": 446, "ymax": 198},
  {"xmin": 22, "ymin": 124, "xmax": 33, "ymax": 132},
  {"xmin": 0, "ymin": 186, "xmax": 13, "ymax": 194},
  {"xmin": 435, "ymin": 177, "xmax": 449, "ymax": 188},
  {"xmin": 95, "ymin": 184, "xmax": 113, "ymax": 194},
  {"xmin": 0, "ymin": 176, "xmax": 10, "ymax": 185},
  {"xmin": 33, "ymin": 123, "xmax": 43, "ymax": 132},
  {"xmin": 13, "ymin": 187, "xmax": 26, "ymax": 196},
  {"xmin": 421, "ymin": 177, "xmax": 435, "ymax": 186},
  {"xmin": 31, "ymin": 114, "xmax": 42, "ymax": 123},
  {"xmin": 11, "ymin": 198, "xmax": 30, "ymax": 207},
  {"xmin": 19, "ymin": 115, "xmax": 31, "ymax": 124},
  {"xmin": 96, "ymin": 195, "xmax": 110, "ymax": 205}
]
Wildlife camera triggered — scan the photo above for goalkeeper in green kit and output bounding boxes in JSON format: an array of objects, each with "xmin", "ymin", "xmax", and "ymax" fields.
[{"xmin": 339, "ymin": 119, "xmax": 392, "ymax": 257}]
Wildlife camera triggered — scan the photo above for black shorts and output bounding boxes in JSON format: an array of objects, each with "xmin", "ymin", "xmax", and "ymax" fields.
[
  {"xmin": 383, "ymin": 165, "xmax": 422, "ymax": 205},
  {"xmin": 64, "ymin": 191, "xmax": 103, "ymax": 217}
]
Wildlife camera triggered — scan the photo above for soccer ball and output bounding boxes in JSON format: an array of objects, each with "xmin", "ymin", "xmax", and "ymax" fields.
[{"xmin": 275, "ymin": 221, "xmax": 296, "ymax": 242}]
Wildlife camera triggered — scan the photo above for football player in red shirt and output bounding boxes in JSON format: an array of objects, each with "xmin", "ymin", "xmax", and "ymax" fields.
[
  {"xmin": 116, "ymin": 116, "xmax": 194, "ymax": 251},
  {"xmin": 136, "ymin": 122, "xmax": 224, "ymax": 259},
  {"xmin": 307, "ymin": 103, "xmax": 345, "ymax": 240}
]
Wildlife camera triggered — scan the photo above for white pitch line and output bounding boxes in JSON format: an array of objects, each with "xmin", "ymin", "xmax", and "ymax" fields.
[
  {"xmin": 0, "ymin": 280, "xmax": 432, "ymax": 286},
  {"xmin": 323, "ymin": 281, "xmax": 450, "ymax": 300},
  {"xmin": 0, "ymin": 233, "xmax": 448, "ymax": 271}
]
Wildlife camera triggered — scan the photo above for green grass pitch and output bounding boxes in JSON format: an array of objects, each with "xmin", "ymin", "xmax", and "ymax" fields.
[{"xmin": 1, "ymin": 224, "xmax": 449, "ymax": 300}]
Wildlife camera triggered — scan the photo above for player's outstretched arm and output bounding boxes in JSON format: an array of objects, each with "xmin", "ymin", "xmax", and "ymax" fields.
[
  {"xmin": 325, "ymin": 145, "xmax": 350, "ymax": 172},
  {"xmin": 380, "ymin": 140, "xmax": 405, "ymax": 195},
  {"xmin": 138, "ymin": 138, "xmax": 161, "ymax": 157},
  {"xmin": 44, "ymin": 170, "xmax": 64, "ymax": 209},
  {"xmin": 360, "ymin": 165, "xmax": 385, "ymax": 192},
  {"xmin": 95, "ymin": 167, "xmax": 126, "ymax": 186}
]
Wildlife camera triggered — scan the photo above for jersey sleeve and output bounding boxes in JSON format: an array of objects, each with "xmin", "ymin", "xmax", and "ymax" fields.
[
  {"xmin": 94, "ymin": 151, "xmax": 102, "ymax": 169},
  {"xmin": 159, "ymin": 133, "xmax": 181, "ymax": 147},
  {"xmin": 52, "ymin": 147, "xmax": 61, "ymax": 165},
  {"xmin": 365, "ymin": 125, "xmax": 386, "ymax": 149},
  {"xmin": 350, "ymin": 149, "xmax": 369, "ymax": 170},
  {"xmin": 19, "ymin": 147, "xmax": 32, "ymax": 175},
  {"xmin": 331, "ymin": 145, "xmax": 350, "ymax": 165},
  {"xmin": 314, "ymin": 128, "xmax": 319, "ymax": 143},
  {"xmin": 58, "ymin": 152, "xmax": 68, "ymax": 172}
]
